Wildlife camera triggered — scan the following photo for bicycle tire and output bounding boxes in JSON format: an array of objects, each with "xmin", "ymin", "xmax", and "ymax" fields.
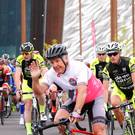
[
  {"xmin": 123, "ymin": 120, "xmax": 134, "ymax": 135},
  {"xmin": 107, "ymin": 119, "xmax": 114, "ymax": 135},
  {"xmin": 1, "ymin": 112, "xmax": 4, "ymax": 125},
  {"xmin": 32, "ymin": 107, "xmax": 39, "ymax": 122},
  {"xmin": 4, "ymin": 95, "xmax": 12, "ymax": 118},
  {"xmin": 0, "ymin": 94, "xmax": 4, "ymax": 125},
  {"xmin": 131, "ymin": 111, "xmax": 135, "ymax": 133},
  {"xmin": 106, "ymin": 110, "xmax": 114, "ymax": 135}
]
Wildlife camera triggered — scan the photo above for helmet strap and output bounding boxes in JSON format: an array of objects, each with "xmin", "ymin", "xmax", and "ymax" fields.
[{"xmin": 60, "ymin": 55, "xmax": 68, "ymax": 74}]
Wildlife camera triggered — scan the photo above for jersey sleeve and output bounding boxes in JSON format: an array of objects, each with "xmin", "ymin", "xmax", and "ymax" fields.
[
  {"xmin": 76, "ymin": 63, "xmax": 92, "ymax": 85},
  {"xmin": 16, "ymin": 55, "xmax": 23, "ymax": 67},
  {"xmin": 35, "ymin": 54, "xmax": 46, "ymax": 68},
  {"xmin": 90, "ymin": 59, "xmax": 97, "ymax": 75},
  {"xmin": 129, "ymin": 57, "xmax": 135, "ymax": 73},
  {"xmin": 102, "ymin": 66, "xmax": 110, "ymax": 80}
]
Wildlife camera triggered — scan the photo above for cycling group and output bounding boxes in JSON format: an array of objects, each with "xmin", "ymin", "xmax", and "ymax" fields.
[{"xmin": 2, "ymin": 41, "xmax": 135, "ymax": 135}]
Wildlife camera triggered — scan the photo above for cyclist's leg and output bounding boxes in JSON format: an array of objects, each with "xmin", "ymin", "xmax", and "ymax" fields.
[
  {"xmin": 48, "ymin": 91, "xmax": 57, "ymax": 117},
  {"xmin": 54, "ymin": 101, "xmax": 75, "ymax": 135},
  {"xmin": 23, "ymin": 99, "xmax": 32, "ymax": 135},
  {"xmin": 22, "ymin": 81, "xmax": 33, "ymax": 135},
  {"xmin": 110, "ymin": 87, "xmax": 125, "ymax": 128},
  {"xmin": 32, "ymin": 78, "xmax": 47, "ymax": 121},
  {"xmin": 19, "ymin": 102, "xmax": 25, "ymax": 125},
  {"xmin": 91, "ymin": 96, "xmax": 106, "ymax": 135},
  {"xmin": 36, "ymin": 93, "xmax": 47, "ymax": 121}
]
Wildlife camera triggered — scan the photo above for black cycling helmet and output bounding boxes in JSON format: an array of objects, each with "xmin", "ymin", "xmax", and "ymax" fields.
[
  {"xmin": 45, "ymin": 44, "xmax": 68, "ymax": 60},
  {"xmin": 20, "ymin": 42, "xmax": 34, "ymax": 52}
]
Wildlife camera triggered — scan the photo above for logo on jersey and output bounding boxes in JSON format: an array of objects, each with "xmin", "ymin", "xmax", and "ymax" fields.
[
  {"xmin": 69, "ymin": 78, "xmax": 77, "ymax": 86},
  {"xmin": 122, "ymin": 67, "xmax": 126, "ymax": 72}
]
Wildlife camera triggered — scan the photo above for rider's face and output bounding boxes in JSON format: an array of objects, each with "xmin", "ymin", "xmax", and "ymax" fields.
[
  {"xmin": 97, "ymin": 53, "xmax": 107, "ymax": 62},
  {"xmin": 49, "ymin": 57, "xmax": 66, "ymax": 74},
  {"xmin": 22, "ymin": 52, "xmax": 32, "ymax": 61},
  {"xmin": 108, "ymin": 51, "xmax": 120, "ymax": 64}
]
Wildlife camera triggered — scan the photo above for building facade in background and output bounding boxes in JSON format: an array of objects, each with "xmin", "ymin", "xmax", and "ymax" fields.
[
  {"xmin": 0, "ymin": 0, "xmax": 31, "ymax": 58},
  {"xmin": 0, "ymin": 0, "xmax": 134, "ymax": 60}
]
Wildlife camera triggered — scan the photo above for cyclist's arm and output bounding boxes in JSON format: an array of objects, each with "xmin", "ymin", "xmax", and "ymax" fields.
[
  {"xmin": 36, "ymin": 54, "xmax": 48, "ymax": 77},
  {"xmin": 32, "ymin": 77, "xmax": 49, "ymax": 95},
  {"xmin": 14, "ymin": 67, "xmax": 22, "ymax": 90},
  {"xmin": 74, "ymin": 84, "xmax": 87, "ymax": 113},
  {"xmin": 40, "ymin": 67, "xmax": 48, "ymax": 77},
  {"xmin": 102, "ymin": 67, "xmax": 110, "ymax": 103},
  {"xmin": 131, "ymin": 72, "xmax": 135, "ymax": 89},
  {"xmin": 90, "ymin": 59, "xmax": 97, "ymax": 75},
  {"xmin": 103, "ymin": 80, "xmax": 109, "ymax": 103},
  {"xmin": 3, "ymin": 66, "xmax": 11, "ymax": 82},
  {"xmin": 129, "ymin": 57, "xmax": 135, "ymax": 89}
]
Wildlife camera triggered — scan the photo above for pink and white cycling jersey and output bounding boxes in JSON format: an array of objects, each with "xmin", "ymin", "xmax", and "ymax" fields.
[
  {"xmin": 84, "ymin": 74, "xmax": 104, "ymax": 103},
  {"xmin": 42, "ymin": 59, "xmax": 104, "ymax": 102}
]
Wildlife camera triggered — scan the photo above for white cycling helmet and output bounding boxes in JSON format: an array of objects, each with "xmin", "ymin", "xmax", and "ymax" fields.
[
  {"xmin": 2, "ymin": 53, "xmax": 10, "ymax": 60},
  {"xmin": 96, "ymin": 46, "xmax": 106, "ymax": 54},
  {"xmin": 106, "ymin": 41, "xmax": 121, "ymax": 54}
]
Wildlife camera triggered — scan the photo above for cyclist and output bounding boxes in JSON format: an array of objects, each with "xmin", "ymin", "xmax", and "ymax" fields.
[
  {"xmin": 102, "ymin": 41, "xmax": 135, "ymax": 128},
  {"xmin": 14, "ymin": 42, "xmax": 48, "ymax": 135},
  {"xmin": 2, "ymin": 54, "xmax": 16, "ymax": 91},
  {"xmin": 0, "ymin": 57, "xmax": 10, "ymax": 88},
  {"xmin": 90, "ymin": 45, "xmax": 109, "ymax": 83},
  {"xmin": 30, "ymin": 44, "xmax": 107, "ymax": 135}
]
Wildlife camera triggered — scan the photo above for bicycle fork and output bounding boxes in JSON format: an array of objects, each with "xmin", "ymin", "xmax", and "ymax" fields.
[{"xmin": 123, "ymin": 111, "xmax": 135, "ymax": 135}]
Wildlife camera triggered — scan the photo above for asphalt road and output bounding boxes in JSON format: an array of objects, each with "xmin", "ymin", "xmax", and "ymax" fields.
[{"xmin": 0, "ymin": 112, "xmax": 123, "ymax": 135}]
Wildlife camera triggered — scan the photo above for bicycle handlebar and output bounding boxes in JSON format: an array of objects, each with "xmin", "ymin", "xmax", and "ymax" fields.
[
  {"xmin": 108, "ymin": 101, "xmax": 133, "ymax": 111},
  {"xmin": 34, "ymin": 118, "xmax": 87, "ymax": 132},
  {"xmin": 38, "ymin": 119, "xmax": 70, "ymax": 131}
]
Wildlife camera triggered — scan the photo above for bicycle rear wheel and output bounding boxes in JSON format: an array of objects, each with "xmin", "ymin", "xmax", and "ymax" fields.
[
  {"xmin": 0, "ymin": 112, "xmax": 4, "ymax": 125},
  {"xmin": 0, "ymin": 96, "xmax": 4, "ymax": 125},
  {"xmin": 4, "ymin": 95, "xmax": 12, "ymax": 118},
  {"xmin": 32, "ymin": 108, "xmax": 39, "ymax": 123},
  {"xmin": 31, "ymin": 102, "xmax": 43, "ymax": 135}
]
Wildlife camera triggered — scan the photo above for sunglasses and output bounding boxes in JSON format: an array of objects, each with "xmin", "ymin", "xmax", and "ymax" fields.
[
  {"xmin": 108, "ymin": 52, "xmax": 118, "ymax": 57},
  {"xmin": 22, "ymin": 52, "xmax": 31, "ymax": 55},
  {"xmin": 98, "ymin": 53, "xmax": 106, "ymax": 56}
]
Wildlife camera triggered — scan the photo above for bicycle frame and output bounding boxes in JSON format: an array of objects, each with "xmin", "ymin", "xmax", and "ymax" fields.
[
  {"xmin": 108, "ymin": 101, "xmax": 135, "ymax": 135},
  {"xmin": 122, "ymin": 102, "xmax": 135, "ymax": 135},
  {"xmin": 71, "ymin": 129, "xmax": 94, "ymax": 135}
]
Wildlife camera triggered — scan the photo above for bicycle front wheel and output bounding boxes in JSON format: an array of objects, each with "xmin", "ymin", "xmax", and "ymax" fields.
[
  {"xmin": 4, "ymin": 95, "xmax": 12, "ymax": 118},
  {"xmin": 0, "ymin": 96, "xmax": 4, "ymax": 125},
  {"xmin": 107, "ymin": 120, "xmax": 114, "ymax": 135},
  {"xmin": 123, "ymin": 121, "xmax": 134, "ymax": 135}
]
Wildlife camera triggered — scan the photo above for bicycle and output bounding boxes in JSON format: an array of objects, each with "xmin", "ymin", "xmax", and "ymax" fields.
[
  {"xmin": 22, "ymin": 92, "xmax": 46, "ymax": 135},
  {"xmin": 108, "ymin": 100, "xmax": 135, "ymax": 135},
  {"xmin": 3, "ymin": 90, "xmax": 13, "ymax": 118},
  {"xmin": 32, "ymin": 118, "xmax": 95, "ymax": 135},
  {"xmin": 20, "ymin": 92, "xmax": 40, "ymax": 125},
  {"xmin": 45, "ymin": 89, "xmax": 66, "ymax": 120},
  {"xmin": 105, "ymin": 104, "xmax": 115, "ymax": 135}
]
